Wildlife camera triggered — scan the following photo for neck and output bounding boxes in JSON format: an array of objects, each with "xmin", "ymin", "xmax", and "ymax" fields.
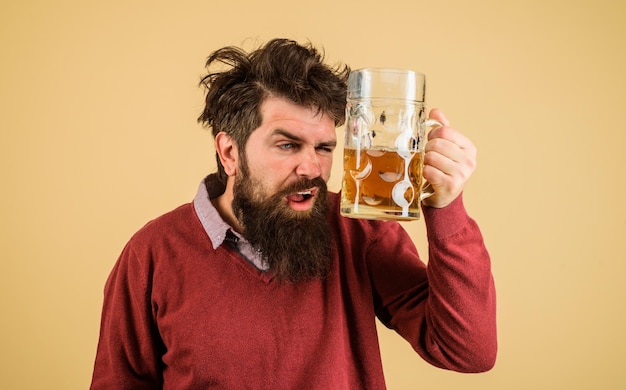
[{"xmin": 211, "ymin": 177, "xmax": 244, "ymax": 233}]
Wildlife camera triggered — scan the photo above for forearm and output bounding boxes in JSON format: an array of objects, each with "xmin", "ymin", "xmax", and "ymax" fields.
[{"xmin": 420, "ymin": 195, "xmax": 497, "ymax": 372}]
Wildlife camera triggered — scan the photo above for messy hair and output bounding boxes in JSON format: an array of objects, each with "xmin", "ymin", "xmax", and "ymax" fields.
[{"xmin": 197, "ymin": 38, "xmax": 350, "ymax": 184}]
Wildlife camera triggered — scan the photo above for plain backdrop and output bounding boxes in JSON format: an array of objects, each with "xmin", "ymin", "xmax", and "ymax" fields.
[{"xmin": 1, "ymin": 0, "xmax": 625, "ymax": 388}]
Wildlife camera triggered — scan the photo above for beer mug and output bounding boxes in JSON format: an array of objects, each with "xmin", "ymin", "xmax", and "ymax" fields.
[{"xmin": 340, "ymin": 68, "xmax": 442, "ymax": 221}]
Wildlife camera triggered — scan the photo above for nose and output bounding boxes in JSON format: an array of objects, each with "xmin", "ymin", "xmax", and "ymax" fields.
[{"xmin": 295, "ymin": 147, "xmax": 322, "ymax": 179}]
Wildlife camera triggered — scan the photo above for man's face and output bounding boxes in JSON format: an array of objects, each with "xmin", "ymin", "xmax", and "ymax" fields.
[
  {"xmin": 240, "ymin": 96, "xmax": 337, "ymax": 210},
  {"xmin": 231, "ymin": 97, "xmax": 337, "ymax": 282}
]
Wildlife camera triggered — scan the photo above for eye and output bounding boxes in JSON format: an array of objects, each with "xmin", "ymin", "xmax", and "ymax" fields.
[
  {"xmin": 278, "ymin": 142, "xmax": 298, "ymax": 151},
  {"xmin": 317, "ymin": 145, "xmax": 334, "ymax": 154}
]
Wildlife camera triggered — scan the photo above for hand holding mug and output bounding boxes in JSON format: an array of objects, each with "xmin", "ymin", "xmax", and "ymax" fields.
[{"xmin": 421, "ymin": 109, "xmax": 477, "ymax": 209}]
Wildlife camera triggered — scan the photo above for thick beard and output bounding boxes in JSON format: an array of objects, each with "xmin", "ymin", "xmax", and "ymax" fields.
[{"xmin": 232, "ymin": 174, "xmax": 332, "ymax": 284}]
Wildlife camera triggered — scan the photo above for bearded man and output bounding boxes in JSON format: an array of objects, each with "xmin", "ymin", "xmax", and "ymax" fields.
[{"xmin": 91, "ymin": 38, "xmax": 497, "ymax": 389}]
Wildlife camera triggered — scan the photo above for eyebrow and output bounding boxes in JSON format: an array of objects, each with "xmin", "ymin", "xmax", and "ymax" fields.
[{"xmin": 271, "ymin": 129, "xmax": 337, "ymax": 148}]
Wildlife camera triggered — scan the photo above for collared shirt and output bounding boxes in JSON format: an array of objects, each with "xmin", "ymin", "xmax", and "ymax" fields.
[{"xmin": 193, "ymin": 175, "xmax": 268, "ymax": 271}]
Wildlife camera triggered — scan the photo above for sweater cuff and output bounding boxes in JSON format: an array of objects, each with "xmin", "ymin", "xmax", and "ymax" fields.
[{"xmin": 422, "ymin": 193, "xmax": 471, "ymax": 240}]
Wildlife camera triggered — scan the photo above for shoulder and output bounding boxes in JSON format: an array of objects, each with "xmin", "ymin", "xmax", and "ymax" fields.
[
  {"xmin": 113, "ymin": 202, "xmax": 210, "ymax": 277},
  {"xmin": 126, "ymin": 202, "xmax": 202, "ymax": 249}
]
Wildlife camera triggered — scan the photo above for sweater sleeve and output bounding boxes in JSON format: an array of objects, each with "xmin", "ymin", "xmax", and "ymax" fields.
[
  {"xmin": 369, "ymin": 195, "xmax": 497, "ymax": 373},
  {"xmin": 90, "ymin": 242, "xmax": 165, "ymax": 389}
]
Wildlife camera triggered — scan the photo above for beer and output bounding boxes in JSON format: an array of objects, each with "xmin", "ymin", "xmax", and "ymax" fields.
[{"xmin": 341, "ymin": 147, "xmax": 424, "ymax": 220}]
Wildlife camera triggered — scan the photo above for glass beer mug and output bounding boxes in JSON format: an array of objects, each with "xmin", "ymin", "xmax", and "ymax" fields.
[{"xmin": 340, "ymin": 68, "xmax": 442, "ymax": 221}]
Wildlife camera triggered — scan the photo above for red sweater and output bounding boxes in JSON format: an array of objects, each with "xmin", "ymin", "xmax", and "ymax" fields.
[{"xmin": 91, "ymin": 186, "xmax": 496, "ymax": 389}]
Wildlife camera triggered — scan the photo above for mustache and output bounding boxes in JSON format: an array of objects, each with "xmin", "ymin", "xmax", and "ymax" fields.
[{"xmin": 274, "ymin": 177, "xmax": 328, "ymax": 198}]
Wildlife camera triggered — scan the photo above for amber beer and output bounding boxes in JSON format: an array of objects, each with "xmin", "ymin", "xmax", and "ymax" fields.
[{"xmin": 341, "ymin": 147, "xmax": 425, "ymax": 220}]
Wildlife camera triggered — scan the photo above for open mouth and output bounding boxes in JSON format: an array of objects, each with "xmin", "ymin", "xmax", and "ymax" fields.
[
  {"xmin": 285, "ymin": 188, "xmax": 317, "ymax": 210},
  {"xmin": 296, "ymin": 190, "xmax": 313, "ymax": 201}
]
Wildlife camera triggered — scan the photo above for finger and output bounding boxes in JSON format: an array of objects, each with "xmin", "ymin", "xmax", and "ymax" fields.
[
  {"xmin": 423, "ymin": 148, "xmax": 474, "ymax": 188},
  {"xmin": 422, "ymin": 162, "xmax": 451, "ymax": 185},
  {"xmin": 424, "ymin": 149, "xmax": 459, "ymax": 177},
  {"xmin": 424, "ymin": 136, "xmax": 477, "ymax": 176},
  {"xmin": 424, "ymin": 154, "xmax": 475, "ymax": 199},
  {"xmin": 425, "ymin": 136, "xmax": 474, "ymax": 166},
  {"xmin": 422, "ymin": 162, "xmax": 467, "ymax": 208},
  {"xmin": 428, "ymin": 108, "xmax": 450, "ymax": 127},
  {"xmin": 427, "ymin": 126, "xmax": 476, "ymax": 155}
]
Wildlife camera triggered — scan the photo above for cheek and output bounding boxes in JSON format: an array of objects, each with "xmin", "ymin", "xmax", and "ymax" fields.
[
  {"xmin": 320, "ymin": 156, "xmax": 335, "ymax": 180},
  {"xmin": 245, "ymin": 156, "xmax": 288, "ymax": 190}
]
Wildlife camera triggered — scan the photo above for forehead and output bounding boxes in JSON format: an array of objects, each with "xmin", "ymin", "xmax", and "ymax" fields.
[{"xmin": 256, "ymin": 97, "xmax": 336, "ymax": 139}]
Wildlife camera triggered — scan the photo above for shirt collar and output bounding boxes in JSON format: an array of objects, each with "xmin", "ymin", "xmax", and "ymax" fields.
[
  {"xmin": 193, "ymin": 174, "xmax": 268, "ymax": 270},
  {"xmin": 193, "ymin": 174, "xmax": 232, "ymax": 249}
]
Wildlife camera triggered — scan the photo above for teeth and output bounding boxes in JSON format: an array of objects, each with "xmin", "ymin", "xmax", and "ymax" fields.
[{"xmin": 298, "ymin": 191, "xmax": 312, "ymax": 195}]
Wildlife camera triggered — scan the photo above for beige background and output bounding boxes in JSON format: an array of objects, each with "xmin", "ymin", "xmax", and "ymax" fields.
[{"xmin": 1, "ymin": 0, "xmax": 625, "ymax": 388}]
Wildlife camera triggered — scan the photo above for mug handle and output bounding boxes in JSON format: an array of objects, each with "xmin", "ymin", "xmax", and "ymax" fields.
[{"xmin": 419, "ymin": 118, "xmax": 444, "ymax": 201}]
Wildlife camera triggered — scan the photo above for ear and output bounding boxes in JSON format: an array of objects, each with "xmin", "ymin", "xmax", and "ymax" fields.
[{"xmin": 214, "ymin": 132, "xmax": 239, "ymax": 176}]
